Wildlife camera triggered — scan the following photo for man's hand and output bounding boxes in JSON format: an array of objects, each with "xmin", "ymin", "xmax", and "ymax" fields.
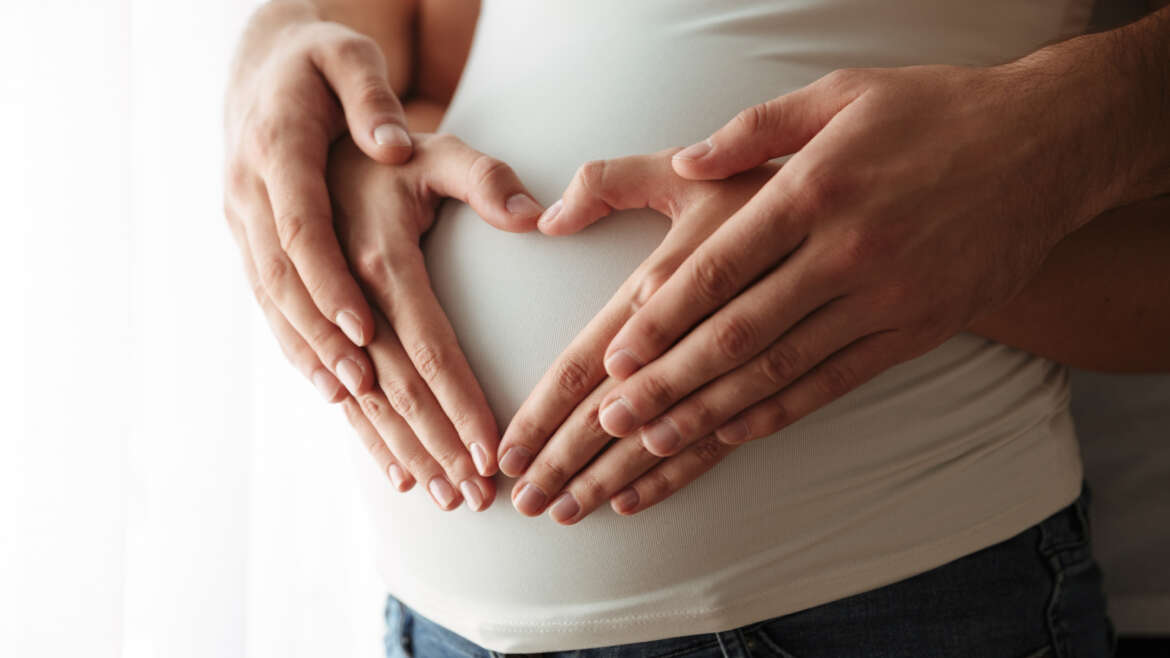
[
  {"xmin": 224, "ymin": 7, "xmax": 414, "ymax": 407},
  {"xmin": 328, "ymin": 134, "xmax": 544, "ymax": 510},
  {"xmin": 495, "ymin": 151, "xmax": 774, "ymax": 522},
  {"xmin": 579, "ymin": 54, "xmax": 1165, "ymax": 463}
]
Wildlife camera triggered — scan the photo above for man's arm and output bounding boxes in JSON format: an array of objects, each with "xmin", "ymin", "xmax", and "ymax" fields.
[{"xmin": 969, "ymin": 195, "xmax": 1170, "ymax": 372}]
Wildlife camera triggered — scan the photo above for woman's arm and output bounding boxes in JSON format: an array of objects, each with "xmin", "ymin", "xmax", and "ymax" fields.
[{"xmin": 969, "ymin": 196, "xmax": 1170, "ymax": 372}]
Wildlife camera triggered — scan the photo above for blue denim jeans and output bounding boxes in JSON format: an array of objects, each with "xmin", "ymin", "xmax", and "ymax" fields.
[{"xmin": 384, "ymin": 486, "xmax": 1113, "ymax": 658}]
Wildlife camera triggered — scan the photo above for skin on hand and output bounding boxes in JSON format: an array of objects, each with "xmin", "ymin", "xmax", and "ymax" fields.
[
  {"xmin": 327, "ymin": 133, "xmax": 544, "ymax": 511},
  {"xmin": 593, "ymin": 63, "xmax": 1118, "ymax": 453},
  {"xmin": 500, "ymin": 55, "xmax": 1170, "ymax": 523},
  {"xmin": 224, "ymin": 15, "xmax": 417, "ymax": 411},
  {"xmin": 496, "ymin": 151, "xmax": 775, "ymax": 523}
]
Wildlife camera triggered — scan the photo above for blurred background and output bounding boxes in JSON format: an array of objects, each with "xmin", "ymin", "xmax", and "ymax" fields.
[
  {"xmin": 1, "ymin": 2, "xmax": 386, "ymax": 657},
  {"xmin": 1, "ymin": 2, "xmax": 1165, "ymax": 658}
]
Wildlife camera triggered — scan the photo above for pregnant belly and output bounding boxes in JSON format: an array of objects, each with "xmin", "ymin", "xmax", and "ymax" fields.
[{"xmin": 349, "ymin": 0, "xmax": 1085, "ymax": 649}]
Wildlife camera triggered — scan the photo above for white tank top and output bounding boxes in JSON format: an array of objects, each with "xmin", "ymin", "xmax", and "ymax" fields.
[{"xmin": 353, "ymin": 0, "xmax": 1093, "ymax": 651}]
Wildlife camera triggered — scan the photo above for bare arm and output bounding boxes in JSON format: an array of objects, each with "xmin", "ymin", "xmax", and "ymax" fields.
[{"xmin": 970, "ymin": 196, "xmax": 1170, "ymax": 372}]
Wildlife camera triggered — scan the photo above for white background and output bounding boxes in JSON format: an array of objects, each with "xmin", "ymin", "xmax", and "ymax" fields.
[{"xmin": 1, "ymin": 2, "xmax": 386, "ymax": 657}]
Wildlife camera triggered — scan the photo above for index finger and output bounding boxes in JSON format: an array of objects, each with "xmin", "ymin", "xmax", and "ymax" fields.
[{"xmin": 262, "ymin": 133, "xmax": 376, "ymax": 347}]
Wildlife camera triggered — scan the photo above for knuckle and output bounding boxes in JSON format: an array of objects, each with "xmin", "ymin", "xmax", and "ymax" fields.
[
  {"xmin": 632, "ymin": 267, "xmax": 670, "ymax": 311},
  {"xmin": 431, "ymin": 448, "xmax": 463, "ymax": 474},
  {"xmin": 582, "ymin": 403, "xmax": 607, "ymax": 438},
  {"xmin": 690, "ymin": 254, "xmax": 738, "ymax": 303},
  {"xmin": 410, "ymin": 343, "xmax": 444, "ymax": 381},
  {"xmin": 733, "ymin": 103, "xmax": 771, "ymax": 135},
  {"xmin": 712, "ymin": 314, "xmax": 759, "ymax": 362},
  {"xmin": 382, "ymin": 378, "xmax": 422, "ymax": 419},
  {"xmin": 759, "ymin": 341, "xmax": 804, "ymax": 387},
  {"xmin": 468, "ymin": 153, "xmax": 511, "ymax": 188},
  {"xmin": 572, "ymin": 471, "xmax": 608, "ymax": 505},
  {"xmin": 404, "ymin": 452, "xmax": 435, "ymax": 480},
  {"xmin": 353, "ymin": 76, "xmax": 396, "ymax": 110},
  {"xmin": 250, "ymin": 112, "xmax": 289, "ymax": 159},
  {"xmin": 273, "ymin": 211, "xmax": 311, "ymax": 255},
  {"xmin": 535, "ymin": 458, "xmax": 569, "ymax": 486},
  {"xmin": 821, "ymin": 67, "xmax": 864, "ymax": 92},
  {"xmin": 354, "ymin": 251, "xmax": 389, "ymax": 287},
  {"xmin": 259, "ymin": 255, "xmax": 289, "ymax": 292},
  {"xmin": 643, "ymin": 468, "xmax": 675, "ymax": 501},
  {"xmin": 577, "ymin": 159, "xmax": 608, "ymax": 196},
  {"xmin": 684, "ymin": 399, "xmax": 718, "ymax": 435},
  {"xmin": 762, "ymin": 397, "xmax": 790, "ymax": 431},
  {"xmin": 359, "ymin": 395, "xmax": 386, "ymax": 424},
  {"xmin": 327, "ymin": 34, "xmax": 378, "ymax": 66},
  {"xmin": 817, "ymin": 362, "xmax": 857, "ymax": 399},
  {"xmin": 638, "ymin": 374, "xmax": 676, "ymax": 410},
  {"xmin": 307, "ymin": 321, "xmax": 340, "ymax": 349},
  {"xmin": 507, "ymin": 415, "xmax": 549, "ymax": 447},
  {"xmin": 691, "ymin": 436, "xmax": 725, "ymax": 466},
  {"xmin": 445, "ymin": 406, "xmax": 474, "ymax": 434},
  {"xmin": 554, "ymin": 356, "xmax": 592, "ymax": 398},
  {"xmin": 833, "ymin": 227, "xmax": 883, "ymax": 271}
]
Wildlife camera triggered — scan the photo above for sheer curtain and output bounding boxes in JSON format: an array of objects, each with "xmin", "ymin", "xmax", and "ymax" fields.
[{"xmin": 2, "ymin": 3, "xmax": 385, "ymax": 657}]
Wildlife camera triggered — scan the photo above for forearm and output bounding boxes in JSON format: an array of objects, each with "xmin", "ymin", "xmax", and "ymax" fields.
[
  {"xmin": 1003, "ymin": 6, "xmax": 1170, "ymax": 226},
  {"xmin": 970, "ymin": 195, "xmax": 1170, "ymax": 372}
]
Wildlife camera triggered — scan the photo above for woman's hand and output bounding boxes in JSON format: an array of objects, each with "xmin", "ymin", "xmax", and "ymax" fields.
[
  {"xmin": 496, "ymin": 150, "xmax": 775, "ymax": 522},
  {"xmin": 224, "ymin": 10, "xmax": 415, "ymax": 408},
  {"xmin": 327, "ymin": 133, "xmax": 544, "ymax": 511}
]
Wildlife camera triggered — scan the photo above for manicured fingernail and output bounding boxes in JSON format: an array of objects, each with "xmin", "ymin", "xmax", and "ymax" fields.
[
  {"xmin": 388, "ymin": 463, "xmax": 408, "ymax": 490},
  {"xmin": 642, "ymin": 418, "xmax": 681, "ymax": 455},
  {"xmin": 612, "ymin": 488, "xmax": 640, "ymax": 514},
  {"xmin": 716, "ymin": 419, "xmax": 750, "ymax": 445},
  {"xmin": 373, "ymin": 123, "xmax": 411, "ymax": 148},
  {"xmin": 470, "ymin": 443, "xmax": 491, "ymax": 476},
  {"xmin": 604, "ymin": 349, "xmax": 643, "ymax": 379},
  {"xmin": 428, "ymin": 477, "xmax": 457, "ymax": 509},
  {"xmin": 336, "ymin": 358, "xmax": 363, "ymax": 395},
  {"xmin": 336, "ymin": 310, "xmax": 365, "ymax": 345},
  {"xmin": 460, "ymin": 480, "xmax": 485, "ymax": 511},
  {"xmin": 599, "ymin": 397, "xmax": 636, "ymax": 435},
  {"xmin": 499, "ymin": 446, "xmax": 533, "ymax": 476},
  {"xmin": 549, "ymin": 492, "xmax": 580, "ymax": 524},
  {"xmin": 311, "ymin": 369, "xmax": 341, "ymax": 402},
  {"xmin": 506, "ymin": 193, "xmax": 543, "ymax": 218},
  {"xmin": 673, "ymin": 139, "xmax": 712, "ymax": 161},
  {"xmin": 537, "ymin": 199, "xmax": 563, "ymax": 230},
  {"xmin": 513, "ymin": 481, "xmax": 548, "ymax": 515}
]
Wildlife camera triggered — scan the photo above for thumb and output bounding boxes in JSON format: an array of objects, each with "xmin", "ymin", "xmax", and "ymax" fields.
[
  {"xmin": 539, "ymin": 151, "xmax": 690, "ymax": 236},
  {"xmin": 671, "ymin": 76, "xmax": 857, "ymax": 181},
  {"xmin": 313, "ymin": 33, "xmax": 413, "ymax": 165}
]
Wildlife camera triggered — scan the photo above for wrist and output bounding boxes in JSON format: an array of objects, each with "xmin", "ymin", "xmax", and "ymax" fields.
[{"xmin": 999, "ymin": 10, "xmax": 1170, "ymax": 225}]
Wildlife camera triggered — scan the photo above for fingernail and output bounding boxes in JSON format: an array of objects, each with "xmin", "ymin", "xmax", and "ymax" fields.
[
  {"xmin": 604, "ymin": 349, "xmax": 643, "ymax": 379},
  {"xmin": 460, "ymin": 480, "xmax": 485, "ymax": 512},
  {"xmin": 537, "ymin": 199, "xmax": 563, "ymax": 230},
  {"xmin": 428, "ymin": 477, "xmax": 457, "ymax": 509},
  {"xmin": 673, "ymin": 139, "xmax": 712, "ymax": 161},
  {"xmin": 716, "ymin": 419, "xmax": 750, "ymax": 445},
  {"xmin": 388, "ymin": 463, "xmax": 408, "ymax": 490},
  {"xmin": 499, "ymin": 446, "xmax": 533, "ymax": 477},
  {"xmin": 612, "ymin": 488, "xmax": 640, "ymax": 514},
  {"xmin": 373, "ymin": 123, "xmax": 411, "ymax": 148},
  {"xmin": 642, "ymin": 418, "xmax": 681, "ymax": 455},
  {"xmin": 506, "ymin": 193, "xmax": 543, "ymax": 218},
  {"xmin": 336, "ymin": 358, "xmax": 363, "ymax": 395},
  {"xmin": 470, "ymin": 442, "xmax": 491, "ymax": 476},
  {"xmin": 311, "ymin": 369, "xmax": 341, "ymax": 402},
  {"xmin": 599, "ymin": 397, "xmax": 636, "ymax": 435},
  {"xmin": 336, "ymin": 310, "xmax": 365, "ymax": 345},
  {"xmin": 513, "ymin": 481, "xmax": 548, "ymax": 515},
  {"xmin": 549, "ymin": 492, "xmax": 580, "ymax": 524}
]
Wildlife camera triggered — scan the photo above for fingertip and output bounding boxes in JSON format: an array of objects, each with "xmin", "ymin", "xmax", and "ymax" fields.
[
  {"xmin": 535, "ymin": 199, "xmax": 565, "ymax": 234},
  {"xmin": 367, "ymin": 123, "xmax": 413, "ymax": 164}
]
